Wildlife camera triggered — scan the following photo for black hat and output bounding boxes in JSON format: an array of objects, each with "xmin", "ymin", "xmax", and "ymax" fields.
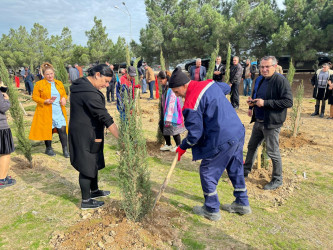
[
  {"xmin": 169, "ymin": 66, "xmax": 190, "ymax": 88},
  {"xmin": 128, "ymin": 66, "xmax": 137, "ymax": 77}
]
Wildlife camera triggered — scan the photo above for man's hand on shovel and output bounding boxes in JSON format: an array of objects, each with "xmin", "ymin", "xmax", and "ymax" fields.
[{"xmin": 176, "ymin": 146, "xmax": 186, "ymax": 161}]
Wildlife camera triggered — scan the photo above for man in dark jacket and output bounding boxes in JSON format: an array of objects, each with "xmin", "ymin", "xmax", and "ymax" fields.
[
  {"xmin": 229, "ymin": 56, "xmax": 243, "ymax": 109},
  {"xmin": 106, "ymin": 64, "xmax": 116, "ymax": 103},
  {"xmin": 169, "ymin": 67, "xmax": 251, "ymax": 221},
  {"xmin": 244, "ymin": 56, "xmax": 293, "ymax": 190},
  {"xmin": 213, "ymin": 56, "xmax": 225, "ymax": 82}
]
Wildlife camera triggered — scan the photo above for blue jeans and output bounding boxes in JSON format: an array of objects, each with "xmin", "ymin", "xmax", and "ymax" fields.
[
  {"xmin": 243, "ymin": 78, "xmax": 252, "ymax": 96},
  {"xmin": 148, "ymin": 80, "xmax": 154, "ymax": 99},
  {"xmin": 25, "ymin": 81, "xmax": 34, "ymax": 95},
  {"xmin": 141, "ymin": 79, "xmax": 147, "ymax": 93}
]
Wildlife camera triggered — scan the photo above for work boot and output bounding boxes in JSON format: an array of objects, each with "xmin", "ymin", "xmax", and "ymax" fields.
[
  {"xmin": 221, "ymin": 201, "xmax": 252, "ymax": 215},
  {"xmin": 311, "ymin": 105, "xmax": 319, "ymax": 116},
  {"xmin": 263, "ymin": 179, "xmax": 283, "ymax": 190},
  {"xmin": 45, "ymin": 147, "xmax": 56, "ymax": 156},
  {"xmin": 81, "ymin": 199, "xmax": 104, "ymax": 210},
  {"xmin": 91, "ymin": 190, "xmax": 110, "ymax": 198},
  {"xmin": 319, "ymin": 105, "xmax": 325, "ymax": 118},
  {"xmin": 193, "ymin": 205, "xmax": 221, "ymax": 221},
  {"xmin": 62, "ymin": 146, "xmax": 70, "ymax": 158}
]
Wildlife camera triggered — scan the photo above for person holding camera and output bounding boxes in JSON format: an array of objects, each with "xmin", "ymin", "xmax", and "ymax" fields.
[
  {"xmin": 244, "ymin": 56, "xmax": 293, "ymax": 190},
  {"xmin": 29, "ymin": 62, "xmax": 69, "ymax": 158},
  {"xmin": 0, "ymin": 83, "xmax": 16, "ymax": 189}
]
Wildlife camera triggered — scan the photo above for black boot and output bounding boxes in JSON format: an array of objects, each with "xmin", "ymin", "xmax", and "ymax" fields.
[
  {"xmin": 311, "ymin": 105, "xmax": 319, "ymax": 116},
  {"xmin": 62, "ymin": 146, "xmax": 70, "ymax": 158},
  {"xmin": 319, "ymin": 105, "xmax": 325, "ymax": 118},
  {"xmin": 45, "ymin": 147, "xmax": 56, "ymax": 156}
]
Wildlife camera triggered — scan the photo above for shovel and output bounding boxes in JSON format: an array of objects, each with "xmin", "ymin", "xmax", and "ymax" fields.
[{"xmin": 153, "ymin": 154, "xmax": 178, "ymax": 210}]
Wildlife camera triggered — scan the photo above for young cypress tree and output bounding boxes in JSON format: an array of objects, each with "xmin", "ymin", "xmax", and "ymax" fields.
[
  {"xmin": 160, "ymin": 49, "xmax": 166, "ymax": 71},
  {"xmin": 156, "ymin": 49, "xmax": 165, "ymax": 145},
  {"xmin": 287, "ymin": 58, "xmax": 295, "ymax": 87},
  {"xmin": 290, "ymin": 81, "xmax": 304, "ymax": 137},
  {"xmin": 117, "ymin": 87, "xmax": 153, "ymax": 221},
  {"xmin": 126, "ymin": 45, "xmax": 131, "ymax": 68},
  {"xmin": 206, "ymin": 40, "xmax": 219, "ymax": 80},
  {"xmin": 0, "ymin": 56, "xmax": 32, "ymax": 165},
  {"xmin": 54, "ymin": 59, "xmax": 69, "ymax": 94},
  {"xmin": 224, "ymin": 43, "xmax": 231, "ymax": 83}
]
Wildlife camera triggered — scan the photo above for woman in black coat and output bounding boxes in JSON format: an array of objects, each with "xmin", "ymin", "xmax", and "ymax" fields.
[
  {"xmin": 310, "ymin": 63, "xmax": 333, "ymax": 118},
  {"xmin": 69, "ymin": 64, "xmax": 119, "ymax": 210}
]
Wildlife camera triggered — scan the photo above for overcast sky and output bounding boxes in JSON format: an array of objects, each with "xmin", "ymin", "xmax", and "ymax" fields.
[{"xmin": 0, "ymin": 0, "xmax": 285, "ymax": 46}]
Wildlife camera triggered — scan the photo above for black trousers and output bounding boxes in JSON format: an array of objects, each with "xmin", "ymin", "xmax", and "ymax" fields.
[
  {"xmin": 106, "ymin": 82, "xmax": 115, "ymax": 101},
  {"xmin": 230, "ymin": 83, "xmax": 240, "ymax": 108},
  {"xmin": 44, "ymin": 126, "xmax": 67, "ymax": 149},
  {"xmin": 79, "ymin": 173, "xmax": 98, "ymax": 200},
  {"xmin": 164, "ymin": 134, "xmax": 181, "ymax": 146}
]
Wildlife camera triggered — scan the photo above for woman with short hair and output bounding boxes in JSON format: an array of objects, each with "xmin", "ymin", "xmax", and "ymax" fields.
[
  {"xmin": 29, "ymin": 62, "xmax": 69, "ymax": 157},
  {"xmin": 69, "ymin": 64, "xmax": 119, "ymax": 210}
]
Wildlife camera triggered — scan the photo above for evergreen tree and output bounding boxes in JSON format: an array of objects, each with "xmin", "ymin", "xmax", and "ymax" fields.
[
  {"xmin": 287, "ymin": 58, "xmax": 295, "ymax": 86},
  {"xmin": 54, "ymin": 59, "xmax": 69, "ymax": 94},
  {"xmin": 206, "ymin": 40, "xmax": 219, "ymax": 80},
  {"xmin": 0, "ymin": 57, "xmax": 32, "ymax": 165},
  {"xmin": 225, "ymin": 43, "xmax": 231, "ymax": 83},
  {"xmin": 117, "ymin": 88, "xmax": 153, "ymax": 221},
  {"xmin": 126, "ymin": 45, "xmax": 131, "ymax": 68},
  {"xmin": 160, "ymin": 49, "xmax": 166, "ymax": 71},
  {"xmin": 290, "ymin": 81, "xmax": 304, "ymax": 137}
]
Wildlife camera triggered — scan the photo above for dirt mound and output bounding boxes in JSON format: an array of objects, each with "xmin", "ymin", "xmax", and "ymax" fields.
[
  {"xmin": 50, "ymin": 201, "xmax": 184, "ymax": 249},
  {"xmin": 244, "ymin": 167, "xmax": 302, "ymax": 207},
  {"xmin": 279, "ymin": 131, "xmax": 316, "ymax": 150}
]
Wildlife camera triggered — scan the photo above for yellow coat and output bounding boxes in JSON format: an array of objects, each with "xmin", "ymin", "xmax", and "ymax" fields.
[{"xmin": 29, "ymin": 79, "xmax": 68, "ymax": 140}]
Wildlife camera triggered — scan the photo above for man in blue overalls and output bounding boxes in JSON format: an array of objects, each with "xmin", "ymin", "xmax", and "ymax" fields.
[{"xmin": 169, "ymin": 67, "xmax": 251, "ymax": 221}]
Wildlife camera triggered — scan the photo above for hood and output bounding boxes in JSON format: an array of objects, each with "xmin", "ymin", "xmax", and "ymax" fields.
[{"xmin": 70, "ymin": 77, "xmax": 100, "ymax": 94}]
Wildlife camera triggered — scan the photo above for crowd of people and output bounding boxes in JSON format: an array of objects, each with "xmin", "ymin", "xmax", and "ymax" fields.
[{"xmin": 1, "ymin": 54, "xmax": 332, "ymax": 221}]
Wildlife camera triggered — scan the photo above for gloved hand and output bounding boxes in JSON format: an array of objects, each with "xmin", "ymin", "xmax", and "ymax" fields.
[{"xmin": 175, "ymin": 146, "xmax": 186, "ymax": 161}]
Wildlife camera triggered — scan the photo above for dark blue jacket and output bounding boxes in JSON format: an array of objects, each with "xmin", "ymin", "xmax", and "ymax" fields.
[{"xmin": 180, "ymin": 80, "xmax": 245, "ymax": 160}]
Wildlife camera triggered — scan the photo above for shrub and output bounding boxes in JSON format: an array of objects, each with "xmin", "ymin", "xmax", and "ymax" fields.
[
  {"xmin": 290, "ymin": 81, "xmax": 304, "ymax": 137},
  {"xmin": 206, "ymin": 40, "xmax": 219, "ymax": 80},
  {"xmin": 224, "ymin": 43, "xmax": 231, "ymax": 83},
  {"xmin": 0, "ymin": 56, "xmax": 32, "ymax": 165},
  {"xmin": 117, "ymin": 88, "xmax": 153, "ymax": 221},
  {"xmin": 287, "ymin": 58, "xmax": 295, "ymax": 86}
]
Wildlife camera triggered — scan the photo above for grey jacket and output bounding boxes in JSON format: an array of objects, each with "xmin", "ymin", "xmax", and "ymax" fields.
[{"xmin": 0, "ymin": 93, "xmax": 10, "ymax": 129}]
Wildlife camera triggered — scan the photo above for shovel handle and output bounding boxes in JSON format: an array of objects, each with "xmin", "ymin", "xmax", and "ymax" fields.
[{"xmin": 153, "ymin": 154, "xmax": 178, "ymax": 210}]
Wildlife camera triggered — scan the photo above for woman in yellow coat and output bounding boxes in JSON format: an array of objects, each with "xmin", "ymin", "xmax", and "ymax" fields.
[{"xmin": 29, "ymin": 62, "xmax": 69, "ymax": 157}]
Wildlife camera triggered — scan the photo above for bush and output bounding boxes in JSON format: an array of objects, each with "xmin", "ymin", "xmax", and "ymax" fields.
[
  {"xmin": 117, "ymin": 88, "xmax": 153, "ymax": 221},
  {"xmin": 224, "ymin": 43, "xmax": 231, "ymax": 83},
  {"xmin": 0, "ymin": 56, "xmax": 32, "ymax": 164},
  {"xmin": 290, "ymin": 81, "xmax": 304, "ymax": 137}
]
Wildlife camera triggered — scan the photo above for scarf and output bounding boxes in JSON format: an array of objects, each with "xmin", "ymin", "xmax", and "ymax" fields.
[{"xmin": 164, "ymin": 88, "xmax": 183, "ymax": 127}]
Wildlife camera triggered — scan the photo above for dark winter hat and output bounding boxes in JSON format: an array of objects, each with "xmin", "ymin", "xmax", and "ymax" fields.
[
  {"xmin": 128, "ymin": 66, "xmax": 137, "ymax": 77},
  {"xmin": 169, "ymin": 66, "xmax": 190, "ymax": 88}
]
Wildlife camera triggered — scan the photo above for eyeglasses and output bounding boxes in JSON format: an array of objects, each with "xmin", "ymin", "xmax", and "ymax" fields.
[{"xmin": 260, "ymin": 65, "xmax": 274, "ymax": 69}]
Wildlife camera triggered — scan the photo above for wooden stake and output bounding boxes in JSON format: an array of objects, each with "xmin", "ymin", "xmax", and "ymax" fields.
[
  {"xmin": 153, "ymin": 154, "xmax": 178, "ymax": 210},
  {"xmin": 19, "ymin": 102, "xmax": 27, "ymax": 116}
]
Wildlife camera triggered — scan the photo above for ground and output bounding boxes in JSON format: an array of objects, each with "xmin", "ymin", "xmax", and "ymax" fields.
[{"xmin": 0, "ymin": 73, "xmax": 332, "ymax": 249}]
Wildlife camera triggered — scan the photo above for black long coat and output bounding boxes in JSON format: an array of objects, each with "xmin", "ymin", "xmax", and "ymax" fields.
[{"xmin": 69, "ymin": 77, "xmax": 114, "ymax": 178}]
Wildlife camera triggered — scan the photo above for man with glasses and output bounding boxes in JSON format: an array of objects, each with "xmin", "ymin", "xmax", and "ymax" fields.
[{"xmin": 244, "ymin": 56, "xmax": 293, "ymax": 190}]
